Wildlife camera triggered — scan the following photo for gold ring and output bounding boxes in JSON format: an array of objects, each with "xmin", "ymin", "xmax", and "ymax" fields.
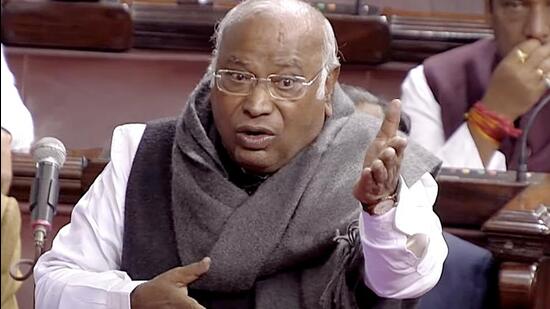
[{"xmin": 516, "ymin": 49, "xmax": 528, "ymax": 64}]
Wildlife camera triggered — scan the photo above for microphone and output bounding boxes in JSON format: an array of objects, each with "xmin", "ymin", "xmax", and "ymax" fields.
[
  {"xmin": 29, "ymin": 137, "xmax": 66, "ymax": 247},
  {"xmin": 516, "ymin": 94, "xmax": 550, "ymax": 182}
]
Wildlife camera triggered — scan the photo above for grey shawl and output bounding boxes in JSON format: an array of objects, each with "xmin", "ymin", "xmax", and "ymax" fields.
[{"xmin": 169, "ymin": 73, "xmax": 440, "ymax": 308}]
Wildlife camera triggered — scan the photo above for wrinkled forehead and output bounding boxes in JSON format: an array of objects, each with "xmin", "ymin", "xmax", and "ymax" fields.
[{"xmin": 217, "ymin": 12, "xmax": 325, "ymax": 70}]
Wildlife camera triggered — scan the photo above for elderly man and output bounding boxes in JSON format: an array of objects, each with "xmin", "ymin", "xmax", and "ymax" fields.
[
  {"xmin": 401, "ymin": 0, "xmax": 549, "ymax": 171},
  {"xmin": 34, "ymin": 1, "xmax": 447, "ymax": 308}
]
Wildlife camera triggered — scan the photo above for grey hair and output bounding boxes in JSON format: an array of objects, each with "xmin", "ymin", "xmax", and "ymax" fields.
[{"xmin": 210, "ymin": 0, "xmax": 340, "ymax": 100}]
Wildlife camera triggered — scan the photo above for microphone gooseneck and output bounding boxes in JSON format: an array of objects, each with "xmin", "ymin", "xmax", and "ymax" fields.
[
  {"xmin": 10, "ymin": 137, "xmax": 66, "ymax": 281},
  {"xmin": 516, "ymin": 94, "xmax": 550, "ymax": 182}
]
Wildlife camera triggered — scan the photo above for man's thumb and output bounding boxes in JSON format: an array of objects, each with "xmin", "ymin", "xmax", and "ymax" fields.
[{"xmin": 169, "ymin": 257, "xmax": 211, "ymax": 285}]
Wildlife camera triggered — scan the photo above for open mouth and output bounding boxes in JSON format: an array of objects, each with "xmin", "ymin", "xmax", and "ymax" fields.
[{"xmin": 236, "ymin": 126, "xmax": 276, "ymax": 150}]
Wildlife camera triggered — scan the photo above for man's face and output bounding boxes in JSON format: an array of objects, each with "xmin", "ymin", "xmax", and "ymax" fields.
[
  {"xmin": 211, "ymin": 14, "xmax": 336, "ymax": 174},
  {"xmin": 490, "ymin": 0, "xmax": 550, "ymax": 56}
]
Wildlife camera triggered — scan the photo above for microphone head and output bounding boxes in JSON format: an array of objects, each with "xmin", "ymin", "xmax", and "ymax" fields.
[{"xmin": 31, "ymin": 137, "xmax": 67, "ymax": 167}]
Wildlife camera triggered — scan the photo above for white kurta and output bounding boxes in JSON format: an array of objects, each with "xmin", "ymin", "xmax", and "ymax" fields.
[{"xmin": 401, "ymin": 65, "xmax": 506, "ymax": 171}]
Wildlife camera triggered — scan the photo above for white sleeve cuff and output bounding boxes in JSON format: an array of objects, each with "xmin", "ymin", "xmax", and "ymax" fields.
[
  {"xmin": 107, "ymin": 280, "xmax": 147, "ymax": 309},
  {"xmin": 359, "ymin": 173, "xmax": 447, "ymax": 298}
]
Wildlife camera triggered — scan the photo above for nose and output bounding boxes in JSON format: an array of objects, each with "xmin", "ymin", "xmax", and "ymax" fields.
[
  {"xmin": 242, "ymin": 81, "xmax": 274, "ymax": 117},
  {"xmin": 524, "ymin": 4, "xmax": 550, "ymax": 42}
]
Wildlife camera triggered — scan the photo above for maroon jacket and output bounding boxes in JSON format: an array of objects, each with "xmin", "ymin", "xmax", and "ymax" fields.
[{"xmin": 423, "ymin": 39, "xmax": 549, "ymax": 172}]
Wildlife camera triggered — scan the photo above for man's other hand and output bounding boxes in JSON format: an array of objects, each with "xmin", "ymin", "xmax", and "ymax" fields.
[
  {"xmin": 354, "ymin": 99, "xmax": 407, "ymax": 205},
  {"xmin": 483, "ymin": 39, "xmax": 549, "ymax": 121},
  {"xmin": 131, "ymin": 257, "xmax": 211, "ymax": 309}
]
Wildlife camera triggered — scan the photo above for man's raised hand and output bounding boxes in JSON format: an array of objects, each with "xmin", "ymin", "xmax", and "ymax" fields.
[
  {"xmin": 353, "ymin": 99, "xmax": 407, "ymax": 206},
  {"xmin": 483, "ymin": 39, "xmax": 549, "ymax": 121}
]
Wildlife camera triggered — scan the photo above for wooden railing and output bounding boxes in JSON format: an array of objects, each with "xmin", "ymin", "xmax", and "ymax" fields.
[{"xmin": 435, "ymin": 170, "xmax": 550, "ymax": 309}]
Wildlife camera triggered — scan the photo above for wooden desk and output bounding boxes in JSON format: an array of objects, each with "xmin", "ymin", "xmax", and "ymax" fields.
[
  {"xmin": 434, "ymin": 169, "xmax": 549, "ymax": 309},
  {"xmin": 483, "ymin": 177, "xmax": 550, "ymax": 309}
]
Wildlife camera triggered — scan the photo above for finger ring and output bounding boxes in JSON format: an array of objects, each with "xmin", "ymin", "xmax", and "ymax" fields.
[
  {"xmin": 516, "ymin": 48, "xmax": 528, "ymax": 64},
  {"xmin": 545, "ymin": 76, "xmax": 550, "ymax": 89},
  {"xmin": 536, "ymin": 68, "xmax": 545, "ymax": 78}
]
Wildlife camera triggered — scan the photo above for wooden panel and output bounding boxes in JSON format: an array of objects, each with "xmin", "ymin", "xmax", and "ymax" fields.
[
  {"xmin": 499, "ymin": 259, "xmax": 550, "ymax": 309},
  {"xmin": 366, "ymin": 0, "xmax": 486, "ymax": 15},
  {"xmin": 1, "ymin": 0, "xmax": 133, "ymax": 51},
  {"xmin": 5, "ymin": 47, "xmax": 211, "ymax": 150}
]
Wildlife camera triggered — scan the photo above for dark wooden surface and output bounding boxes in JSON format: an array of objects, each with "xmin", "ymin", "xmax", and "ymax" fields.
[
  {"xmin": 483, "ymin": 176, "xmax": 550, "ymax": 261},
  {"xmin": 534, "ymin": 258, "xmax": 550, "ymax": 309},
  {"xmin": 1, "ymin": 0, "xmax": 133, "ymax": 51},
  {"xmin": 388, "ymin": 14, "xmax": 492, "ymax": 62},
  {"xmin": 1, "ymin": 0, "xmax": 492, "ymax": 63},
  {"xmin": 499, "ymin": 258, "xmax": 550, "ymax": 309},
  {"xmin": 126, "ymin": 2, "xmax": 494, "ymax": 63},
  {"xmin": 483, "ymin": 177, "xmax": 550, "ymax": 309}
]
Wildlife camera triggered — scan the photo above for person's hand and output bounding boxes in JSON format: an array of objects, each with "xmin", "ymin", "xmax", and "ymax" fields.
[
  {"xmin": 1, "ymin": 129, "xmax": 13, "ymax": 195},
  {"xmin": 482, "ymin": 39, "xmax": 549, "ymax": 121},
  {"xmin": 353, "ymin": 99, "xmax": 407, "ymax": 205},
  {"xmin": 131, "ymin": 257, "xmax": 211, "ymax": 309}
]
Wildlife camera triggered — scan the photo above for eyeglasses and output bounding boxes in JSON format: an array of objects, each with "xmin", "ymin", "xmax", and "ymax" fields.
[{"xmin": 213, "ymin": 68, "xmax": 324, "ymax": 100}]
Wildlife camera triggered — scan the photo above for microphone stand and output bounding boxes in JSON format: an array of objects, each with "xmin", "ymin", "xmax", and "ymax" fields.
[
  {"xmin": 9, "ymin": 222, "xmax": 46, "ymax": 281},
  {"xmin": 516, "ymin": 93, "xmax": 550, "ymax": 182}
]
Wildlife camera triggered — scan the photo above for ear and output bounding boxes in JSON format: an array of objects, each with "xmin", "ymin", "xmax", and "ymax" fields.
[{"xmin": 324, "ymin": 66, "xmax": 340, "ymax": 118}]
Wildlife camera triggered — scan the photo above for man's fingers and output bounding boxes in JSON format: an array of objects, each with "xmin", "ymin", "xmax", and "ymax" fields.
[
  {"xmin": 354, "ymin": 168, "xmax": 378, "ymax": 200},
  {"xmin": 356, "ymin": 168, "xmax": 375, "ymax": 192},
  {"xmin": 538, "ymin": 58, "xmax": 550, "ymax": 84},
  {"xmin": 379, "ymin": 147, "xmax": 397, "ymax": 183},
  {"xmin": 371, "ymin": 159, "xmax": 388, "ymax": 185},
  {"xmin": 541, "ymin": 58, "xmax": 550, "ymax": 73},
  {"xmin": 524, "ymin": 43, "xmax": 549, "ymax": 69},
  {"xmin": 363, "ymin": 139, "xmax": 384, "ymax": 167},
  {"xmin": 377, "ymin": 99, "xmax": 401, "ymax": 139},
  {"xmin": 386, "ymin": 136, "xmax": 408, "ymax": 158},
  {"xmin": 512, "ymin": 39, "xmax": 542, "ymax": 64},
  {"xmin": 168, "ymin": 257, "xmax": 211, "ymax": 285}
]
